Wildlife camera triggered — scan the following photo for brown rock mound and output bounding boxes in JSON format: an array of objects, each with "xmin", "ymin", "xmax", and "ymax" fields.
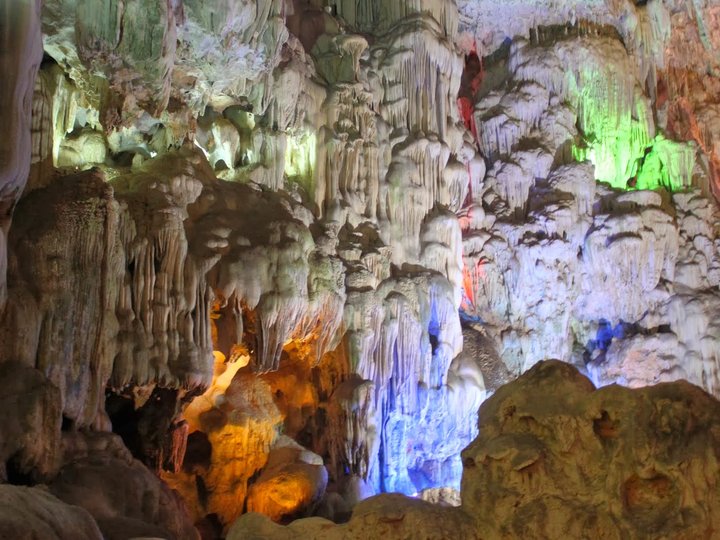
[
  {"xmin": 0, "ymin": 362, "xmax": 61, "ymax": 482},
  {"xmin": 462, "ymin": 360, "xmax": 720, "ymax": 538},
  {"xmin": 49, "ymin": 435, "xmax": 199, "ymax": 540},
  {"xmin": 0, "ymin": 484, "xmax": 102, "ymax": 540}
]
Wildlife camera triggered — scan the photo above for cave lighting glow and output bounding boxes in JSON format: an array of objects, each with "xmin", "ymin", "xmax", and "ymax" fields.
[
  {"xmin": 570, "ymin": 77, "xmax": 695, "ymax": 192},
  {"xmin": 284, "ymin": 130, "xmax": 317, "ymax": 181}
]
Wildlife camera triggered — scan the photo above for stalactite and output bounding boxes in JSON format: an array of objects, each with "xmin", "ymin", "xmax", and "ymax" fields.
[{"xmin": 336, "ymin": 0, "xmax": 459, "ymax": 39}]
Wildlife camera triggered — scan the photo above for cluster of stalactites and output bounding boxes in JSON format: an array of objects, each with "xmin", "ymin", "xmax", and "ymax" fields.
[
  {"xmin": 456, "ymin": 0, "xmax": 673, "ymax": 74},
  {"xmin": 310, "ymin": 8, "xmax": 476, "ymax": 294},
  {"xmin": 17, "ymin": 0, "xmax": 484, "ymax": 504},
  {"xmin": 1, "ymin": 147, "xmax": 351, "ymax": 428},
  {"xmin": 315, "ymin": 83, "xmax": 381, "ymax": 220},
  {"xmin": 371, "ymin": 15, "xmax": 463, "ymax": 139},
  {"xmin": 334, "ymin": 0, "xmax": 459, "ymax": 39},
  {"xmin": 337, "ymin": 271, "xmax": 463, "ymax": 485},
  {"xmin": 461, "ymin": 18, "xmax": 718, "ymax": 380},
  {"xmin": 509, "ymin": 35, "xmax": 654, "ymax": 187},
  {"xmin": 110, "ymin": 151, "xmax": 212, "ymax": 390},
  {"xmin": 44, "ymin": 0, "xmax": 290, "ymax": 119}
]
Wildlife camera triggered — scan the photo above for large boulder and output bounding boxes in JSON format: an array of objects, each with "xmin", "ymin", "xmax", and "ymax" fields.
[
  {"xmin": 461, "ymin": 360, "xmax": 720, "ymax": 538},
  {"xmin": 0, "ymin": 484, "xmax": 102, "ymax": 540},
  {"xmin": 49, "ymin": 440, "xmax": 199, "ymax": 540},
  {"xmin": 0, "ymin": 361, "xmax": 61, "ymax": 481}
]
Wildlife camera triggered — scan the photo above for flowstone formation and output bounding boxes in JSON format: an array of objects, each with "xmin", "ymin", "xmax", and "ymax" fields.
[
  {"xmin": 0, "ymin": 0, "xmax": 43, "ymax": 307},
  {"xmin": 0, "ymin": 0, "xmax": 719, "ymax": 538},
  {"xmin": 458, "ymin": 3, "xmax": 720, "ymax": 386}
]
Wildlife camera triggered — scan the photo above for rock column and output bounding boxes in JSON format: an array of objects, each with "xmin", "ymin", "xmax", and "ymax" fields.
[{"xmin": 0, "ymin": 0, "xmax": 43, "ymax": 307}]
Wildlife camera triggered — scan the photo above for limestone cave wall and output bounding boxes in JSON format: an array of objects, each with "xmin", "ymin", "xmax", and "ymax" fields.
[{"xmin": 0, "ymin": 0, "xmax": 719, "ymax": 538}]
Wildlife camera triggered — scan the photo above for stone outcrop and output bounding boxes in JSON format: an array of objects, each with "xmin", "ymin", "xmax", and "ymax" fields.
[
  {"xmin": 228, "ymin": 493, "xmax": 477, "ymax": 540},
  {"xmin": 0, "ymin": 484, "xmax": 102, "ymax": 540},
  {"xmin": 49, "ymin": 433, "xmax": 199, "ymax": 540},
  {"xmin": 462, "ymin": 360, "xmax": 720, "ymax": 538},
  {"xmin": 0, "ymin": 362, "xmax": 61, "ymax": 482}
]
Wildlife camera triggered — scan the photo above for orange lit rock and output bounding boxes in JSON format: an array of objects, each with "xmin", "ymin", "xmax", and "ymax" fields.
[
  {"xmin": 246, "ymin": 436, "xmax": 328, "ymax": 522},
  {"xmin": 259, "ymin": 349, "xmax": 324, "ymax": 439},
  {"xmin": 163, "ymin": 298, "xmax": 348, "ymax": 531},
  {"xmin": 162, "ymin": 369, "xmax": 282, "ymax": 527}
]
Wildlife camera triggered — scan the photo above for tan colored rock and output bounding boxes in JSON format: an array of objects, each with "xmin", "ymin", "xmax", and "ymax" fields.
[
  {"xmin": 419, "ymin": 486, "xmax": 461, "ymax": 507},
  {"xmin": 462, "ymin": 360, "xmax": 720, "ymax": 538},
  {"xmin": 49, "ymin": 452, "xmax": 199, "ymax": 540},
  {"xmin": 228, "ymin": 493, "xmax": 476, "ymax": 540},
  {"xmin": 0, "ymin": 361, "xmax": 61, "ymax": 481},
  {"xmin": 0, "ymin": 484, "xmax": 102, "ymax": 540}
]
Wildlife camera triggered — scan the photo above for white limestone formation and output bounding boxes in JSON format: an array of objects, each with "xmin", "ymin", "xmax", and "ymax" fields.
[
  {"xmin": 2, "ymin": 0, "xmax": 720, "ymax": 535},
  {"xmin": 460, "ymin": 18, "xmax": 720, "ymax": 394}
]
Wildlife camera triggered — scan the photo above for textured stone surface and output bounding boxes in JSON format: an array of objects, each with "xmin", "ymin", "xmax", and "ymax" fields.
[
  {"xmin": 0, "ymin": 362, "xmax": 61, "ymax": 481},
  {"xmin": 49, "ymin": 436, "xmax": 199, "ymax": 540},
  {"xmin": 0, "ymin": 170, "xmax": 120, "ymax": 429},
  {"xmin": 1, "ymin": 0, "xmax": 720, "ymax": 532},
  {"xmin": 462, "ymin": 360, "xmax": 720, "ymax": 538},
  {"xmin": 0, "ymin": 0, "xmax": 43, "ymax": 307},
  {"xmin": 0, "ymin": 484, "xmax": 102, "ymax": 540},
  {"xmin": 459, "ymin": 22, "xmax": 720, "ymax": 380},
  {"xmin": 228, "ymin": 493, "xmax": 477, "ymax": 540}
]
